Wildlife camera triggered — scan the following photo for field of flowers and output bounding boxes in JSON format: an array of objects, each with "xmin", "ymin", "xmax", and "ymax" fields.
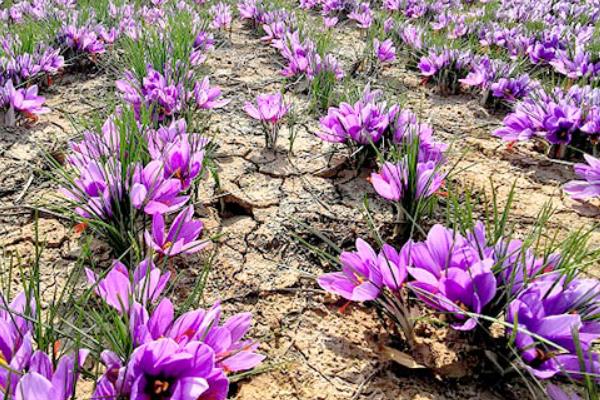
[{"xmin": 0, "ymin": 0, "xmax": 599, "ymax": 399}]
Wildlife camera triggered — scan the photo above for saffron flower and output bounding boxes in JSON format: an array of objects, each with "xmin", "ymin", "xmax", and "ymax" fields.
[
  {"xmin": 116, "ymin": 67, "xmax": 188, "ymax": 122},
  {"xmin": 564, "ymin": 154, "xmax": 600, "ymax": 200},
  {"xmin": 378, "ymin": 243, "xmax": 409, "ymax": 292},
  {"xmin": 493, "ymin": 111, "xmax": 537, "ymax": 142},
  {"xmin": 147, "ymin": 119, "xmax": 208, "ymax": 161},
  {"xmin": 130, "ymin": 160, "xmax": 189, "ymax": 215},
  {"xmin": 388, "ymin": 108, "xmax": 447, "ymax": 162},
  {"xmin": 67, "ymin": 117, "xmax": 120, "ymax": 167},
  {"xmin": 318, "ymin": 238, "xmax": 382, "ymax": 301},
  {"xmin": 348, "ymin": 3, "xmax": 373, "ymax": 29},
  {"xmin": 85, "ymin": 259, "xmax": 170, "ymax": 313},
  {"xmin": 60, "ymin": 159, "xmax": 122, "ymax": 220},
  {"xmin": 244, "ymin": 92, "xmax": 289, "ymax": 123},
  {"xmin": 210, "ymin": 2, "xmax": 232, "ymax": 30},
  {"xmin": 278, "ymin": 31, "xmax": 313, "ymax": 78},
  {"xmin": 0, "ymin": 292, "xmax": 35, "ymax": 395},
  {"xmin": 142, "ymin": 67, "xmax": 182, "ymax": 120},
  {"xmin": 399, "ymin": 25, "xmax": 423, "ymax": 50},
  {"xmin": 244, "ymin": 92, "xmax": 290, "ymax": 148},
  {"xmin": 191, "ymin": 32, "xmax": 215, "ymax": 65},
  {"xmin": 323, "ymin": 16, "xmax": 338, "ymax": 28},
  {"xmin": 543, "ymin": 103, "xmax": 581, "ymax": 144},
  {"xmin": 317, "ymin": 87, "xmax": 389, "ymax": 144},
  {"xmin": 238, "ymin": 0, "xmax": 261, "ymax": 21},
  {"xmin": 507, "ymin": 274, "xmax": 600, "ymax": 379},
  {"xmin": 409, "ymin": 256, "xmax": 497, "ymax": 331},
  {"xmin": 125, "ymin": 338, "xmax": 227, "ymax": 400},
  {"xmin": 550, "ymin": 50, "xmax": 597, "ymax": 80},
  {"xmin": 131, "ymin": 299, "xmax": 265, "ymax": 372},
  {"xmin": 1, "ymin": 80, "xmax": 48, "ymax": 126},
  {"xmin": 159, "ymin": 134, "xmax": 205, "ymax": 190},
  {"xmin": 58, "ymin": 25, "xmax": 106, "ymax": 55},
  {"xmin": 373, "ymin": 39, "xmax": 396, "ymax": 64},
  {"xmin": 546, "ymin": 384, "xmax": 582, "ymax": 400},
  {"xmin": 191, "ymin": 77, "xmax": 229, "ymax": 110},
  {"xmin": 93, "ymin": 300, "xmax": 264, "ymax": 399},
  {"xmin": 144, "ymin": 205, "xmax": 207, "ymax": 256},
  {"xmin": 15, "ymin": 350, "xmax": 89, "ymax": 400},
  {"xmin": 464, "ymin": 222, "xmax": 560, "ymax": 294},
  {"xmin": 404, "ymin": 225, "xmax": 497, "ymax": 330},
  {"xmin": 370, "ymin": 160, "xmax": 444, "ymax": 202},
  {"xmin": 490, "ymin": 74, "xmax": 534, "ymax": 102}
]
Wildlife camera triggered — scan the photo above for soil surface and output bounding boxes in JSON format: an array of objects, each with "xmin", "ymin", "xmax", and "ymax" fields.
[{"xmin": 1, "ymin": 19, "xmax": 598, "ymax": 400}]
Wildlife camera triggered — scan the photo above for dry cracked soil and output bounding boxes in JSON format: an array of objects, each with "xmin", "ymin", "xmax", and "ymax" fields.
[{"xmin": 0, "ymin": 20, "xmax": 598, "ymax": 400}]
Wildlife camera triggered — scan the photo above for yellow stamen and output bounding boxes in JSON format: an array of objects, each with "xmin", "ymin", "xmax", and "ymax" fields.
[
  {"xmin": 153, "ymin": 380, "xmax": 170, "ymax": 395},
  {"xmin": 353, "ymin": 272, "xmax": 365, "ymax": 284}
]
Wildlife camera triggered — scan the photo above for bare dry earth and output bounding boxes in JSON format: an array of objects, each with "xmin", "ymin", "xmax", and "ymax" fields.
[
  {"xmin": 0, "ymin": 72, "xmax": 113, "ymax": 300},
  {"xmin": 0, "ymin": 20, "xmax": 598, "ymax": 400}
]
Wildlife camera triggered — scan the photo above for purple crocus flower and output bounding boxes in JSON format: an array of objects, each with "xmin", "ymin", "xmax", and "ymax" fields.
[
  {"xmin": 67, "ymin": 117, "xmax": 120, "ymax": 168},
  {"xmin": 85, "ymin": 259, "xmax": 170, "ymax": 313},
  {"xmin": 142, "ymin": 67, "xmax": 182, "ymax": 120},
  {"xmin": 543, "ymin": 103, "xmax": 581, "ymax": 144},
  {"xmin": 15, "ymin": 350, "xmax": 89, "ymax": 400},
  {"xmin": 0, "ymin": 292, "xmax": 35, "ymax": 395},
  {"xmin": 261, "ymin": 21, "xmax": 287, "ymax": 44},
  {"xmin": 378, "ymin": 243, "xmax": 409, "ymax": 292},
  {"xmin": 316, "ymin": 54, "xmax": 345, "ymax": 80},
  {"xmin": 417, "ymin": 49, "xmax": 472, "ymax": 86},
  {"xmin": 490, "ymin": 74, "xmax": 534, "ymax": 102},
  {"xmin": 238, "ymin": 0, "xmax": 260, "ymax": 21},
  {"xmin": 550, "ymin": 50, "xmax": 596, "ymax": 80},
  {"xmin": 388, "ymin": 107, "xmax": 447, "ymax": 162},
  {"xmin": 130, "ymin": 160, "xmax": 189, "ymax": 215},
  {"xmin": 402, "ymin": 225, "xmax": 497, "ymax": 330},
  {"xmin": 144, "ymin": 205, "xmax": 207, "ymax": 256},
  {"xmin": 582, "ymin": 106, "xmax": 600, "ymax": 138},
  {"xmin": 546, "ymin": 384, "xmax": 581, "ymax": 400},
  {"xmin": 278, "ymin": 31, "xmax": 314, "ymax": 78},
  {"xmin": 317, "ymin": 87, "xmax": 389, "ymax": 144},
  {"xmin": 1, "ymin": 80, "xmax": 48, "ymax": 125},
  {"xmin": 418, "ymin": 52, "xmax": 445, "ymax": 77},
  {"xmin": 244, "ymin": 92, "xmax": 291, "ymax": 148},
  {"xmin": 464, "ymin": 222, "xmax": 559, "ymax": 294},
  {"xmin": 348, "ymin": 3, "xmax": 373, "ymax": 29},
  {"xmin": 383, "ymin": 18, "xmax": 394, "ymax": 34},
  {"xmin": 60, "ymin": 159, "xmax": 121, "ymax": 220},
  {"xmin": 147, "ymin": 119, "xmax": 207, "ymax": 160},
  {"xmin": 124, "ymin": 338, "xmax": 227, "ymax": 400},
  {"xmin": 160, "ymin": 135, "xmax": 205, "ymax": 190},
  {"xmin": 300, "ymin": 0, "xmax": 317, "ymax": 9},
  {"xmin": 58, "ymin": 25, "xmax": 106, "ymax": 55},
  {"xmin": 399, "ymin": 25, "xmax": 423, "ymax": 50},
  {"xmin": 528, "ymin": 42, "xmax": 557, "ymax": 64},
  {"xmin": 131, "ymin": 299, "xmax": 265, "ymax": 373},
  {"xmin": 210, "ymin": 2, "xmax": 232, "ymax": 30},
  {"xmin": 507, "ymin": 274, "xmax": 600, "ymax": 379},
  {"xmin": 374, "ymin": 38, "xmax": 396, "ymax": 64},
  {"xmin": 370, "ymin": 160, "xmax": 444, "ymax": 202},
  {"xmin": 494, "ymin": 111, "xmax": 537, "ymax": 142},
  {"xmin": 318, "ymin": 238, "xmax": 382, "ymax": 301},
  {"xmin": 409, "ymin": 256, "xmax": 497, "ymax": 331},
  {"xmin": 116, "ymin": 71, "xmax": 143, "ymax": 116},
  {"xmin": 191, "ymin": 32, "xmax": 215, "ymax": 65},
  {"xmin": 564, "ymin": 154, "xmax": 600, "ymax": 200},
  {"xmin": 244, "ymin": 92, "xmax": 289, "ymax": 123},
  {"xmin": 191, "ymin": 77, "xmax": 229, "ymax": 110},
  {"xmin": 323, "ymin": 16, "xmax": 338, "ymax": 28}
]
